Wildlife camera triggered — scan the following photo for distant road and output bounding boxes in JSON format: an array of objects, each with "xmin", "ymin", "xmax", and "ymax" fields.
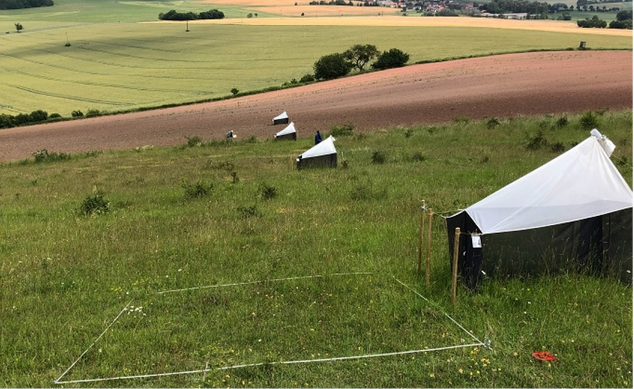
[{"xmin": 0, "ymin": 51, "xmax": 631, "ymax": 162}]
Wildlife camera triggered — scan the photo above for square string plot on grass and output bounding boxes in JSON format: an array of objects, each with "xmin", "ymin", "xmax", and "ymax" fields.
[{"xmin": 55, "ymin": 273, "xmax": 486, "ymax": 385}]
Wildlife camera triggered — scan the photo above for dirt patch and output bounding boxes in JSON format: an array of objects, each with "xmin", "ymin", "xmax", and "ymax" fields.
[{"xmin": 0, "ymin": 51, "xmax": 631, "ymax": 162}]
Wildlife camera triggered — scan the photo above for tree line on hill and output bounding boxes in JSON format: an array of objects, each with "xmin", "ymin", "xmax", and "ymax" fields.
[
  {"xmin": 0, "ymin": 0, "xmax": 52, "ymax": 10},
  {"xmin": 312, "ymin": 44, "xmax": 410, "ymax": 81},
  {"xmin": 158, "ymin": 9, "xmax": 225, "ymax": 21}
]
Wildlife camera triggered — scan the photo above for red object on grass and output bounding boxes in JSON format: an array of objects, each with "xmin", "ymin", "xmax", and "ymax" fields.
[{"xmin": 532, "ymin": 351, "xmax": 557, "ymax": 361}]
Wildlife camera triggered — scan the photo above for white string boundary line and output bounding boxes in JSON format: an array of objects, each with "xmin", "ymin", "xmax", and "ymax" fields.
[
  {"xmin": 54, "ymin": 343, "xmax": 483, "ymax": 385},
  {"xmin": 156, "ymin": 272, "xmax": 373, "ymax": 294},
  {"xmin": 54, "ymin": 274, "xmax": 486, "ymax": 385},
  {"xmin": 53, "ymin": 299, "xmax": 134, "ymax": 384},
  {"xmin": 393, "ymin": 277, "xmax": 487, "ymax": 347}
]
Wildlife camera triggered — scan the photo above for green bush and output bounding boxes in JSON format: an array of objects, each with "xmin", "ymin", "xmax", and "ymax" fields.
[
  {"xmin": 300, "ymin": 73, "xmax": 315, "ymax": 83},
  {"xmin": 80, "ymin": 193, "xmax": 110, "ymax": 216},
  {"xmin": 371, "ymin": 150, "xmax": 386, "ymax": 164},
  {"xmin": 577, "ymin": 15, "xmax": 607, "ymax": 28},
  {"xmin": 32, "ymin": 149, "xmax": 71, "ymax": 163},
  {"xmin": 258, "ymin": 183, "xmax": 278, "ymax": 200},
  {"xmin": 579, "ymin": 111, "xmax": 599, "ymax": 129},
  {"xmin": 85, "ymin": 109, "xmax": 101, "ymax": 118},
  {"xmin": 185, "ymin": 135, "xmax": 203, "ymax": 147},
  {"xmin": 486, "ymin": 118, "xmax": 500, "ymax": 129},
  {"xmin": 524, "ymin": 130, "xmax": 548, "ymax": 150},
  {"xmin": 556, "ymin": 115, "xmax": 569, "ymax": 128},
  {"xmin": 371, "ymin": 48, "xmax": 409, "ymax": 70},
  {"xmin": 71, "ymin": 110, "xmax": 84, "ymax": 117},
  {"xmin": 237, "ymin": 204, "xmax": 260, "ymax": 218},
  {"xmin": 182, "ymin": 180, "xmax": 213, "ymax": 200},
  {"xmin": 313, "ymin": 53, "xmax": 352, "ymax": 80}
]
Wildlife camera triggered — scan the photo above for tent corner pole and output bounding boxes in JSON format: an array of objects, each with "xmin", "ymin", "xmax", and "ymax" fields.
[
  {"xmin": 451, "ymin": 227, "xmax": 460, "ymax": 305},
  {"xmin": 426, "ymin": 207, "xmax": 433, "ymax": 287},
  {"xmin": 417, "ymin": 200, "xmax": 426, "ymax": 276}
]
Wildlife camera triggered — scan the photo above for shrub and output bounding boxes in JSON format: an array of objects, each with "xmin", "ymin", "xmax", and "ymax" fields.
[
  {"xmin": 300, "ymin": 73, "xmax": 315, "ymax": 83},
  {"xmin": 550, "ymin": 142, "xmax": 566, "ymax": 153},
  {"xmin": 371, "ymin": 150, "xmax": 386, "ymax": 164},
  {"xmin": 182, "ymin": 180, "xmax": 213, "ymax": 200},
  {"xmin": 371, "ymin": 48, "xmax": 409, "ymax": 70},
  {"xmin": 71, "ymin": 110, "xmax": 84, "ymax": 117},
  {"xmin": 330, "ymin": 123, "xmax": 354, "ymax": 137},
  {"xmin": 32, "ymin": 149, "xmax": 71, "ymax": 163},
  {"xmin": 85, "ymin": 109, "xmax": 101, "ymax": 118},
  {"xmin": 30, "ymin": 110, "xmax": 48, "ymax": 122},
  {"xmin": 237, "ymin": 205, "xmax": 260, "ymax": 218},
  {"xmin": 313, "ymin": 53, "xmax": 352, "ymax": 80},
  {"xmin": 80, "ymin": 193, "xmax": 109, "ymax": 216},
  {"xmin": 231, "ymin": 88, "xmax": 239, "ymax": 96},
  {"xmin": 486, "ymin": 118, "xmax": 500, "ymax": 129},
  {"xmin": 258, "ymin": 183, "xmax": 277, "ymax": 200},
  {"xmin": 525, "ymin": 130, "xmax": 548, "ymax": 150},
  {"xmin": 412, "ymin": 151, "xmax": 426, "ymax": 162},
  {"xmin": 579, "ymin": 111, "xmax": 599, "ymax": 129},
  {"xmin": 577, "ymin": 15, "xmax": 607, "ymax": 28},
  {"xmin": 185, "ymin": 135, "xmax": 203, "ymax": 147},
  {"xmin": 556, "ymin": 116, "xmax": 569, "ymax": 128}
]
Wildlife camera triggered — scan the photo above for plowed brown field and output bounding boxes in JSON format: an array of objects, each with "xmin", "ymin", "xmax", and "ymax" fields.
[{"xmin": 0, "ymin": 50, "xmax": 631, "ymax": 162}]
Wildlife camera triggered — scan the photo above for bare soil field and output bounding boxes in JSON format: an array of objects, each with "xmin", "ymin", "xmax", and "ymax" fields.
[{"xmin": 0, "ymin": 50, "xmax": 631, "ymax": 162}]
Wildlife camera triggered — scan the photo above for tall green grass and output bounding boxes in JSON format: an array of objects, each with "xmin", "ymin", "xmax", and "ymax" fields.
[
  {"xmin": 0, "ymin": 0, "xmax": 631, "ymax": 116},
  {"xmin": 0, "ymin": 110, "xmax": 631, "ymax": 387}
]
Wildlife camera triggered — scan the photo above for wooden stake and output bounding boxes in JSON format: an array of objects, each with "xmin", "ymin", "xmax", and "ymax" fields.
[
  {"xmin": 417, "ymin": 200, "xmax": 426, "ymax": 276},
  {"xmin": 451, "ymin": 227, "xmax": 460, "ymax": 305},
  {"xmin": 425, "ymin": 207, "xmax": 433, "ymax": 287}
]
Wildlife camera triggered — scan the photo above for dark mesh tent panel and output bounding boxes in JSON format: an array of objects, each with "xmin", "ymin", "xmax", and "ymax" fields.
[
  {"xmin": 275, "ymin": 133, "xmax": 296, "ymax": 141},
  {"xmin": 447, "ymin": 208, "xmax": 632, "ymax": 286},
  {"xmin": 297, "ymin": 154, "xmax": 337, "ymax": 169}
]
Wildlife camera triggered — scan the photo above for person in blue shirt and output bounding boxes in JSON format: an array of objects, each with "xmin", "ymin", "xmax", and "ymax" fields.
[{"xmin": 315, "ymin": 130, "xmax": 322, "ymax": 144}]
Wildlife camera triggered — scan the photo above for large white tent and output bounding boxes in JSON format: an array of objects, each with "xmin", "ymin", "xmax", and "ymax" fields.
[
  {"xmin": 275, "ymin": 122, "xmax": 297, "ymax": 140},
  {"xmin": 296, "ymin": 136, "xmax": 337, "ymax": 169},
  {"xmin": 447, "ymin": 130, "xmax": 633, "ymax": 286},
  {"xmin": 272, "ymin": 111, "xmax": 289, "ymax": 125}
]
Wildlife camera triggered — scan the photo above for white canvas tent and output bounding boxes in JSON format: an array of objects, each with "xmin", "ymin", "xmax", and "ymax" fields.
[
  {"xmin": 297, "ymin": 135, "xmax": 337, "ymax": 169},
  {"xmin": 272, "ymin": 111, "xmax": 289, "ymax": 125},
  {"xmin": 447, "ymin": 130, "xmax": 633, "ymax": 285},
  {"xmin": 275, "ymin": 122, "xmax": 297, "ymax": 140}
]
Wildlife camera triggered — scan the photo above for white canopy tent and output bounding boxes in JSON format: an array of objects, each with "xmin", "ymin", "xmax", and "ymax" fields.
[
  {"xmin": 297, "ymin": 136, "xmax": 337, "ymax": 169},
  {"xmin": 275, "ymin": 122, "xmax": 297, "ymax": 140},
  {"xmin": 458, "ymin": 131, "xmax": 632, "ymax": 235},
  {"xmin": 447, "ymin": 130, "xmax": 633, "ymax": 285},
  {"xmin": 272, "ymin": 111, "xmax": 289, "ymax": 125}
]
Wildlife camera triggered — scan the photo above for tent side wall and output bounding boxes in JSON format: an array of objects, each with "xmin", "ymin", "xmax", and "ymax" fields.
[
  {"xmin": 275, "ymin": 133, "xmax": 296, "ymax": 141},
  {"xmin": 297, "ymin": 153, "xmax": 337, "ymax": 169},
  {"xmin": 273, "ymin": 118, "xmax": 290, "ymax": 125},
  {"xmin": 448, "ymin": 208, "xmax": 633, "ymax": 285}
]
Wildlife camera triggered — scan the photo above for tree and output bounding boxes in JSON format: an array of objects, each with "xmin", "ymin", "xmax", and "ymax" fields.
[
  {"xmin": 577, "ymin": 15, "xmax": 607, "ymax": 28},
  {"xmin": 15, "ymin": 22, "xmax": 23, "ymax": 32},
  {"xmin": 313, "ymin": 53, "xmax": 351, "ymax": 80},
  {"xmin": 343, "ymin": 44, "xmax": 379, "ymax": 72},
  {"xmin": 371, "ymin": 48, "xmax": 410, "ymax": 70}
]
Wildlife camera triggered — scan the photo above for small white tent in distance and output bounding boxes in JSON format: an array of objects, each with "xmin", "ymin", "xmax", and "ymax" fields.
[
  {"xmin": 272, "ymin": 111, "xmax": 289, "ymax": 125},
  {"xmin": 446, "ymin": 130, "xmax": 633, "ymax": 287},
  {"xmin": 296, "ymin": 136, "xmax": 337, "ymax": 169},
  {"xmin": 275, "ymin": 122, "xmax": 297, "ymax": 141}
]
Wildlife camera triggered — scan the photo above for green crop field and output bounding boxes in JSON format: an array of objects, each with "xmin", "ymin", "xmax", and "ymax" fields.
[
  {"xmin": 0, "ymin": 0, "xmax": 631, "ymax": 116},
  {"xmin": 0, "ymin": 110, "xmax": 631, "ymax": 387}
]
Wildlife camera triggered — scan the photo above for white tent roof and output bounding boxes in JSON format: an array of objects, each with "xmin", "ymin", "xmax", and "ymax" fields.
[
  {"xmin": 275, "ymin": 122, "xmax": 296, "ymax": 137},
  {"xmin": 457, "ymin": 131, "xmax": 633, "ymax": 234},
  {"xmin": 299, "ymin": 136, "xmax": 336, "ymax": 159},
  {"xmin": 273, "ymin": 111, "xmax": 288, "ymax": 121}
]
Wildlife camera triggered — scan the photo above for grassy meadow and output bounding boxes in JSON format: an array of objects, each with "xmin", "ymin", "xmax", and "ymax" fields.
[
  {"xmin": 0, "ymin": 0, "xmax": 632, "ymax": 116},
  {"xmin": 0, "ymin": 110, "xmax": 632, "ymax": 387}
]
